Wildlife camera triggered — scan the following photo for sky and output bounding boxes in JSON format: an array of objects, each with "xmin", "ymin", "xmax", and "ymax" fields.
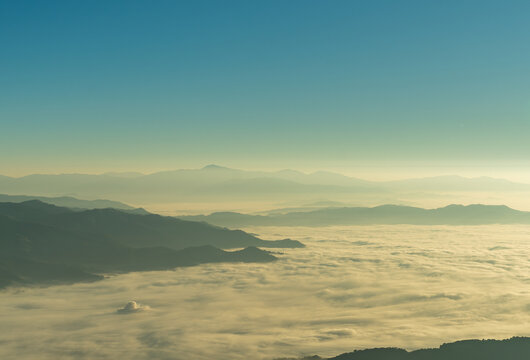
[{"xmin": 1, "ymin": 0, "xmax": 530, "ymax": 178}]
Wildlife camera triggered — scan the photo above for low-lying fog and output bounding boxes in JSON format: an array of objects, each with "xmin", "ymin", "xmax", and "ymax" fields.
[{"xmin": 1, "ymin": 225, "xmax": 529, "ymax": 359}]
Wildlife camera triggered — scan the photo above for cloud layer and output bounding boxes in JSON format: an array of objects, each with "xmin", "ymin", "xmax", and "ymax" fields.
[{"xmin": 0, "ymin": 225, "xmax": 529, "ymax": 359}]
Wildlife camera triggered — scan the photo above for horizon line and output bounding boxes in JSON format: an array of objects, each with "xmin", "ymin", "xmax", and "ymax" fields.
[{"xmin": 1, "ymin": 164, "xmax": 528, "ymax": 185}]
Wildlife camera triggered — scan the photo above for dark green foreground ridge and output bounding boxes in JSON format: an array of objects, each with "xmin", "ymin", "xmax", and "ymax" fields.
[
  {"xmin": 0, "ymin": 200, "xmax": 303, "ymax": 288},
  {"xmin": 279, "ymin": 337, "xmax": 530, "ymax": 360}
]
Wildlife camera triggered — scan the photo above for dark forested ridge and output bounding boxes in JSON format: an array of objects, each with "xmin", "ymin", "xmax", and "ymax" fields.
[
  {"xmin": 0, "ymin": 200, "xmax": 301, "ymax": 288},
  {"xmin": 0, "ymin": 200, "xmax": 303, "ymax": 249},
  {"xmin": 0, "ymin": 193, "xmax": 140, "ymax": 211},
  {"xmin": 278, "ymin": 337, "xmax": 530, "ymax": 360}
]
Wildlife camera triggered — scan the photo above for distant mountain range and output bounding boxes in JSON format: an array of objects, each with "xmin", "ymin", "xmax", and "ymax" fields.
[
  {"xmin": 281, "ymin": 337, "xmax": 530, "ymax": 360},
  {"xmin": 0, "ymin": 200, "xmax": 303, "ymax": 288},
  {"xmin": 1, "ymin": 165, "xmax": 528, "ymax": 206},
  {"xmin": 179, "ymin": 204, "xmax": 530, "ymax": 227}
]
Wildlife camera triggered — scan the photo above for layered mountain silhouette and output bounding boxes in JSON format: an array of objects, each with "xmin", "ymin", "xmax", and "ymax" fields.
[
  {"xmin": 0, "ymin": 200, "xmax": 303, "ymax": 249},
  {"xmin": 0, "ymin": 200, "xmax": 303, "ymax": 288},
  {"xmin": 1, "ymin": 166, "xmax": 528, "ymax": 205},
  {"xmin": 0, "ymin": 193, "xmax": 147, "ymax": 213},
  {"xmin": 281, "ymin": 337, "xmax": 530, "ymax": 360},
  {"xmin": 179, "ymin": 204, "xmax": 530, "ymax": 227}
]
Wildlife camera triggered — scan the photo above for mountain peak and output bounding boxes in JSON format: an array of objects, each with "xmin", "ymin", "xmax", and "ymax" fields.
[{"xmin": 202, "ymin": 164, "xmax": 232, "ymax": 171}]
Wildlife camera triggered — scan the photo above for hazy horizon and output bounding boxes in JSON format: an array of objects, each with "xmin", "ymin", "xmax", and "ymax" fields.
[{"xmin": 5, "ymin": 163, "xmax": 530, "ymax": 184}]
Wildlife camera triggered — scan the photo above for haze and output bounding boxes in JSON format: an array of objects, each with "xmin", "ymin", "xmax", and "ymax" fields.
[{"xmin": 1, "ymin": 1, "xmax": 530, "ymax": 359}]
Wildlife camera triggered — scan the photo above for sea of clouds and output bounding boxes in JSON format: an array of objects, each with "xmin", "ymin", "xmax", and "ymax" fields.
[{"xmin": 1, "ymin": 225, "xmax": 529, "ymax": 359}]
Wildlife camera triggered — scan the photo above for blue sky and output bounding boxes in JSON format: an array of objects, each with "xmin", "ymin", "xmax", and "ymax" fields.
[{"xmin": 1, "ymin": 0, "xmax": 529, "ymax": 177}]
